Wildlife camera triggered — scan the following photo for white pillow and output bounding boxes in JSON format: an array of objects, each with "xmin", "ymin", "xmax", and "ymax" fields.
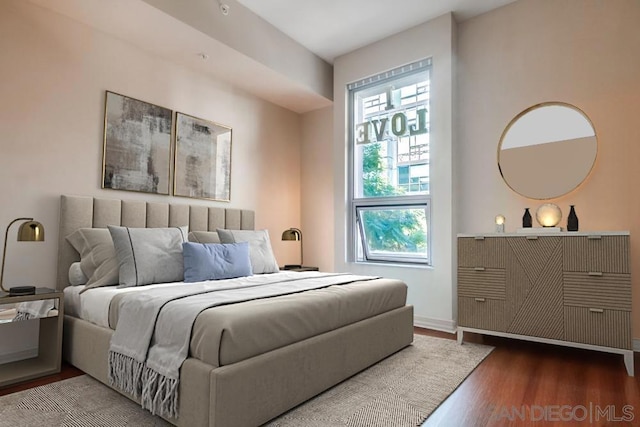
[
  {"xmin": 216, "ymin": 229, "xmax": 279, "ymax": 274},
  {"xmin": 66, "ymin": 228, "xmax": 119, "ymax": 290},
  {"xmin": 108, "ymin": 225, "xmax": 189, "ymax": 287},
  {"xmin": 68, "ymin": 262, "xmax": 88, "ymax": 286}
]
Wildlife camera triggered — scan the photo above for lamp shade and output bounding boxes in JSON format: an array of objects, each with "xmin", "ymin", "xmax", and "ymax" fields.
[
  {"xmin": 17, "ymin": 221, "xmax": 45, "ymax": 242},
  {"xmin": 281, "ymin": 228, "xmax": 301, "ymax": 241}
]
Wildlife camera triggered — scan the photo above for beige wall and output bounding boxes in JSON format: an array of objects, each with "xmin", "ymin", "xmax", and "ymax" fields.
[
  {"xmin": 301, "ymin": 107, "xmax": 334, "ymax": 272},
  {"xmin": 0, "ymin": 0, "xmax": 303, "ymax": 295},
  {"xmin": 457, "ymin": 0, "xmax": 640, "ymax": 338}
]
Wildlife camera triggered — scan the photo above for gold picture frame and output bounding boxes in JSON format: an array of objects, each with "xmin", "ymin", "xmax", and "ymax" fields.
[
  {"xmin": 102, "ymin": 91, "xmax": 172, "ymax": 195},
  {"xmin": 173, "ymin": 112, "xmax": 232, "ymax": 201}
]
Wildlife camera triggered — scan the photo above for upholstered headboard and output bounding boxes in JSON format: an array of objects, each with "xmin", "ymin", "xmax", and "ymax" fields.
[{"xmin": 56, "ymin": 195, "xmax": 255, "ymax": 290}]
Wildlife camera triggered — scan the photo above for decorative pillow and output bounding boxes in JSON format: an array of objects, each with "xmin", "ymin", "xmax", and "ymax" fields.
[
  {"xmin": 68, "ymin": 262, "xmax": 88, "ymax": 286},
  {"xmin": 108, "ymin": 225, "xmax": 188, "ymax": 287},
  {"xmin": 216, "ymin": 229, "xmax": 279, "ymax": 274},
  {"xmin": 188, "ymin": 231, "xmax": 220, "ymax": 244},
  {"xmin": 182, "ymin": 242, "xmax": 252, "ymax": 282},
  {"xmin": 65, "ymin": 228, "xmax": 119, "ymax": 290}
]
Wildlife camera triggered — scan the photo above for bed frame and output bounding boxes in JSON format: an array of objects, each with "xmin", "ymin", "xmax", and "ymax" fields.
[{"xmin": 57, "ymin": 195, "xmax": 414, "ymax": 427}]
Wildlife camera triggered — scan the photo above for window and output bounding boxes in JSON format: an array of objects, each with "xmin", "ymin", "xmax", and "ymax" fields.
[{"xmin": 348, "ymin": 59, "xmax": 431, "ymax": 265}]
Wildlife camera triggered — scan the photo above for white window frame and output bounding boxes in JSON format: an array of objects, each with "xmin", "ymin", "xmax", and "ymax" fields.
[{"xmin": 347, "ymin": 59, "xmax": 432, "ymax": 266}]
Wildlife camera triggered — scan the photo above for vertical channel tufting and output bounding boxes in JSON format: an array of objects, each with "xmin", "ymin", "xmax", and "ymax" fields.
[
  {"xmin": 225, "ymin": 209, "xmax": 241, "ymax": 230},
  {"xmin": 146, "ymin": 202, "xmax": 169, "ymax": 228},
  {"xmin": 169, "ymin": 204, "xmax": 189, "ymax": 228},
  {"xmin": 57, "ymin": 195, "xmax": 93, "ymax": 289},
  {"xmin": 121, "ymin": 200, "xmax": 147, "ymax": 228},
  {"xmin": 208, "ymin": 208, "xmax": 225, "ymax": 231},
  {"xmin": 241, "ymin": 210, "xmax": 255, "ymax": 231},
  {"xmin": 189, "ymin": 206, "xmax": 208, "ymax": 231},
  {"xmin": 93, "ymin": 198, "xmax": 121, "ymax": 228}
]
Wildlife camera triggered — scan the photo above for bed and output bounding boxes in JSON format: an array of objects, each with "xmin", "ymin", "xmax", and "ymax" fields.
[{"xmin": 57, "ymin": 194, "xmax": 414, "ymax": 427}]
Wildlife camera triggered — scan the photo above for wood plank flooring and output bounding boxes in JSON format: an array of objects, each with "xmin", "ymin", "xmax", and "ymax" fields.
[
  {"xmin": 419, "ymin": 327, "xmax": 640, "ymax": 426},
  {"xmin": 1, "ymin": 328, "xmax": 639, "ymax": 427}
]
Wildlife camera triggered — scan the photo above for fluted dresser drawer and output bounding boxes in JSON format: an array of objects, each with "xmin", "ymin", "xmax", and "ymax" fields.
[
  {"xmin": 563, "ymin": 235, "xmax": 629, "ymax": 273},
  {"xmin": 458, "ymin": 267, "xmax": 506, "ymax": 299},
  {"xmin": 563, "ymin": 271, "xmax": 631, "ymax": 311},
  {"xmin": 458, "ymin": 237, "xmax": 508, "ymax": 269},
  {"xmin": 458, "ymin": 297, "xmax": 507, "ymax": 331},
  {"xmin": 564, "ymin": 306, "xmax": 632, "ymax": 349}
]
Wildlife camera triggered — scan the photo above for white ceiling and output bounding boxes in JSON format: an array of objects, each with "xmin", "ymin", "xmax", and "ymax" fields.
[{"xmin": 235, "ymin": 0, "xmax": 518, "ymax": 63}]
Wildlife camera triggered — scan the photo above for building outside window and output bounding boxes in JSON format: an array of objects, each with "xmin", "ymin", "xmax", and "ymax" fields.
[{"xmin": 348, "ymin": 58, "xmax": 431, "ymax": 265}]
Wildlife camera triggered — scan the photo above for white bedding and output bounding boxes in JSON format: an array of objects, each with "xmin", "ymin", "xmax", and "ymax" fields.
[{"xmin": 63, "ymin": 271, "xmax": 328, "ymax": 328}]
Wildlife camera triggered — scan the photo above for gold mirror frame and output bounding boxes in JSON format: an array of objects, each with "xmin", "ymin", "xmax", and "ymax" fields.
[{"xmin": 497, "ymin": 102, "xmax": 597, "ymax": 200}]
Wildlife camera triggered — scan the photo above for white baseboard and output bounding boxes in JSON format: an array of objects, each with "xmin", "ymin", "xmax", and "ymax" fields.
[
  {"xmin": 0, "ymin": 348, "xmax": 38, "ymax": 364},
  {"xmin": 414, "ymin": 315, "xmax": 456, "ymax": 334}
]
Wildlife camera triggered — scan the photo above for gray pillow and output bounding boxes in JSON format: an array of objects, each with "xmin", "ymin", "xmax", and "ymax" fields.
[
  {"xmin": 66, "ymin": 228, "xmax": 119, "ymax": 290},
  {"xmin": 188, "ymin": 231, "xmax": 220, "ymax": 244},
  {"xmin": 216, "ymin": 229, "xmax": 279, "ymax": 274},
  {"xmin": 108, "ymin": 225, "xmax": 189, "ymax": 287}
]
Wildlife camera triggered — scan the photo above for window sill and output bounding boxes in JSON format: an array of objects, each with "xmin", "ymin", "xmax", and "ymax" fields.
[{"xmin": 352, "ymin": 260, "xmax": 432, "ymax": 270}]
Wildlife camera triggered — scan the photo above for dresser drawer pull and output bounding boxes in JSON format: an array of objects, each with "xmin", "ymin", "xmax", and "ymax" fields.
[
  {"xmin": 589, "ymin": 308, "xmax": 604, "ymax": 314},
  {"xmin": 588, "ymin": 271, "xmax": 603, "ymax": 277},
  {"xmin": 474, "ymin": 267, "xmax": 486, "ymax": 271},
  {"xmin": 526, "ymin": 236, "xmax": 538, "ymax": 240},
  {"xmin": 587, "ymin": 235, "xmax": 602, "ymax": 240},
  {"xmin": 474, "ymin": 298, "xmax": 486, "ymax": 302},
  {"xmin": 474, "ymin": 236, "xmax": 485, "ymax": 240}
]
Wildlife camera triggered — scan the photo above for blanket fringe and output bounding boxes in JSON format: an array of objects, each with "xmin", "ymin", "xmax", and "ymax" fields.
[
  {"xmin": 141, "ymin": 366, "xmax": 179, "ymax": 419},
  {"xmin": 108, "ymin": 351, "xmax": 144, "ymax": 398}
]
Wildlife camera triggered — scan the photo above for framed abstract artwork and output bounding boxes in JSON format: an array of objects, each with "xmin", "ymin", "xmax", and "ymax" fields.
[
  {"xmin": 174, "ymin": 112, "xmax": 232, "ymax": 201},
  {"xmin": 102, "ymin": 91, "xmax": 172, "ymax": 195}
]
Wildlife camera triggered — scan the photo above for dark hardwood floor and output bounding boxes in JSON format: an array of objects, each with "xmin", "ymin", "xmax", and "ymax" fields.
[
  {"xmin": 415, "ymin": 327, "xmax": 640, "ymax": 426},
  {"xmin": 2, "ymin": 328, "xmax": 639, "ymax": 427}
]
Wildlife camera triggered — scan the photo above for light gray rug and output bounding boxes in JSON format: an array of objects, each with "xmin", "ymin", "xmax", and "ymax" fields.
[{"xmin": 0, "ymin": 335, "xmax": 492, "ymax": 427}]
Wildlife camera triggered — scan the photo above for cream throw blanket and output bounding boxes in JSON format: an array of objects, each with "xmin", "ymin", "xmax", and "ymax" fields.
[{"xmin": 107, "ymin": 272, "xmax": 377, "ymax": 419}]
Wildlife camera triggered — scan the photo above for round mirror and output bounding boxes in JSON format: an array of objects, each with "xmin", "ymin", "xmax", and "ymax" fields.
[{"xmin": 498, "ymin": 102, "xmax": 597, "ymax": 200}]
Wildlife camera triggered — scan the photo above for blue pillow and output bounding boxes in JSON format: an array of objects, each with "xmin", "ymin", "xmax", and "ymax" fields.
[{"xmin": 182, "ymin": 242, "xmax": 253, "ymax": 282}]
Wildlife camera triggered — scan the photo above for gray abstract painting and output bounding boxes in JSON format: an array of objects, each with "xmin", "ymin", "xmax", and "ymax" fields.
[
  {"xmin": 174, "ymin": 112, "xmax": 232, "ymax": 201},
  {"xmin": 102, "ymin": 91, "xmax": 172, "ymax": 195}
]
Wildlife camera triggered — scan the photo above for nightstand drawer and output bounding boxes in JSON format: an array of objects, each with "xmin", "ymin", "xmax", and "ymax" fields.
[
  {"xmin": 563, "ymin": 272, "xmax": 631, "ymax": 310},
  {"xmin": 458, "ymin": 267, "xmax": 506, "ymax": 299},
  {"xmin": 458, "ymin": 297, "xmax": 506, "ymax": 331},
  {"xmin": 458, "ymin": 237, "xmax": 508, "ymax": 269},
  {"xmin": 564, "ymin": 306, "xmax": 631, "ymax": 349},
  {"xmin": 563, "ymin": 235, "xmax": 629, "ymax": 273}
]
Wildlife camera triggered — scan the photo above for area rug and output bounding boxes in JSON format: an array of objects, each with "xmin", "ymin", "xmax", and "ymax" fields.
[{"xmin": 0, "ymin": 335, "xmax": 492, "ymax": 427}]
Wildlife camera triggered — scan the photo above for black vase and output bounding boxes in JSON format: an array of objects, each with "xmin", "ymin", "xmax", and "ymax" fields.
[
  {"xmin": 567, "ymin": 205, "xmax": 579, "ymax": 232},
  {"xmin": 522, "ymin": 208, "xmax": 532, "ymax": 228}
]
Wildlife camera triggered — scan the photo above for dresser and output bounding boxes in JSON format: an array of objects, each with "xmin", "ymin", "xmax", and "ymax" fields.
[{"xmin": 456, "ymin": 231, "xmax": 633, "ymax": 376}]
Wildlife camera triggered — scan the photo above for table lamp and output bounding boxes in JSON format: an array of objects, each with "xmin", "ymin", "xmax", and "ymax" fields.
[
  {"xmin": 281, "ymin": 228, "xmax": 303, "ymax": 269},
  {"xmin": 1, "ymin": 217, "xmax": 45, "ymax": 295}
]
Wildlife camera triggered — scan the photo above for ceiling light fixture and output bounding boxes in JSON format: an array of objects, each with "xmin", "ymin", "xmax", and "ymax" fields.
[{"xmin": 217, "ymin": 0, "xmax": 230, "ymax": 16}]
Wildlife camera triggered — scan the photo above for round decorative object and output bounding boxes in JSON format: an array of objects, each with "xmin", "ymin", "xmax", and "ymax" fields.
[{"xmin": 535, "ymin": 203, "xmax": 562, "ymax": 227}]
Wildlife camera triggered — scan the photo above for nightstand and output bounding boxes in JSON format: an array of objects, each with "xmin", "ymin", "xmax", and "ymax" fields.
[
  {"xmin": 281, "ymin": 266, "xmax": 319, "ymax": 272},
  {"xmin": 0, "ymin": 288, "xmax": 63, "ymax": 387}
]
